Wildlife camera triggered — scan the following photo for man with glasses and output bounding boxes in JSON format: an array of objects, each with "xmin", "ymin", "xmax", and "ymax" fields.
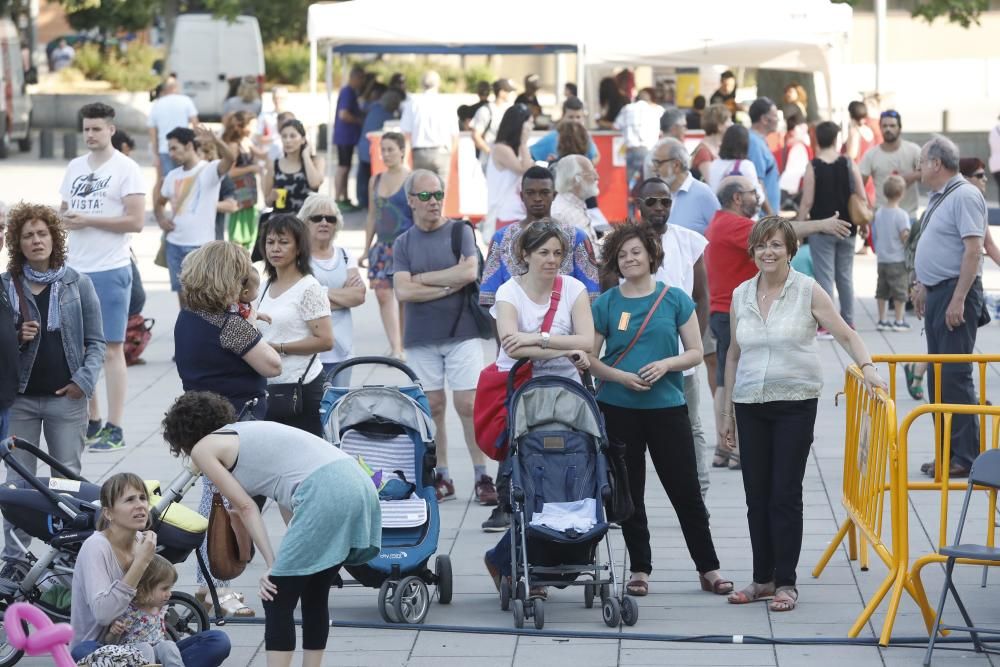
[
  {"xmin": 648, "ymin": 137, "xmax": 720, "ymax": 236},
  {"xmin": 392, "ymin": 169, "xmax": 489, "ymax": 503},
  {"xmin": 632, "ymin": 177, "xmax": 715, "ymax": 497},
  {"xmin": 0, "ymin": 203, "xmax": 17, "ymax": 441},
  {"xmin": 704, "ymin": 176, "xmax": 762, "ymax": 471},
  {"xmin": 911, "ymin": 136, "xmax": 988, "ymax": 479},
  {"xmin": 860, "ymin": 110, "xmax": 922, "ymax": 222}
]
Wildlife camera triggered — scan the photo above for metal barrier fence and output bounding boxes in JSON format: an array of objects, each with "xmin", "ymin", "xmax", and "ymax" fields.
[{"xmin": 815, "ymin": 356, "xmax": 1000, "ymax": 645}]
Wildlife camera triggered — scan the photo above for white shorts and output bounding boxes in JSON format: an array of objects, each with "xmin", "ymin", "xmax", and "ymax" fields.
[{"xmin": 405, "ymin": 338, "xmax": 484, "ymax": 392}]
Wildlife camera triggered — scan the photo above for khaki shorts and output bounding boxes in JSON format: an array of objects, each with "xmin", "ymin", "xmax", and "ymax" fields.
[
  {"xmin": 405, "ymin": 338, "xmax": 484, "ymax": 392},
  {"xmin": 702, "ymin": 325, "xmax": 716, "ymax": 356},
  {"xmin": 876, "ymin": 261, "xmax": 909, "ymax": 301}
]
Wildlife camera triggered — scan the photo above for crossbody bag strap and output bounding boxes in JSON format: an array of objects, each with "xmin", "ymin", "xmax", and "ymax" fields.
[
  {"xmin": 540, "ymin": 276, "xmax": 563, "ymax": 334},
  {"xmin": 298, "ymin": 355, "xmax": 317, "ymax": 384},
  {"xmin": 11, "ymin": 273, "xmax": 29, "ymax": 323},
  {"xmin": 609, "ymin": 285, "xmax": 670, "ymax": 370}
]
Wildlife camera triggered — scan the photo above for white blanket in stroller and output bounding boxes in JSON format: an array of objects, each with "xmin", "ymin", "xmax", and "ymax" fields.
[{"xmin": 529, "ymin": 499, "xmax": 597, "ymax": 533}]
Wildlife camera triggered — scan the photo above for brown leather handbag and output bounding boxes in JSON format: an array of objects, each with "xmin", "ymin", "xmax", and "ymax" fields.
[{"xmin": 206, "ymin": 492, "xmax": 254, "ymax": 581}]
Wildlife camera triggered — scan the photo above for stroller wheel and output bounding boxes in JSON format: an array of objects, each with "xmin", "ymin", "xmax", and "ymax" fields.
[
  {"xmin": 584, "ymin": 583, "xmax": 595, "ymax": 609},
  {"xmin": 500, "ymin": 577, "xmax": 511, "ymax": 611},
  {"xmin": 164, "ymin": 591, "xmax": 209, "ymax": 640},
  {"xmin": 0, "ymin": 606, "xmax": 25, "ymax": 667},
  {"xmin": 621, "ymin": 596, "xmax": 639, "ymax": 626},
  {"xmin": 602, "ymin": 596, "xmax": 621, "ymax": 627},
  {"xmin": 392, "ymin": 576, "xmax": 430, "ymax": 624},
  {"xmin": 533, "ymin": 598, "xmax": 545, "ymax": 630},
  {"xmin": 378, "ymin": 580, "xmax": 400, "ymax": 624},
  {"xmin": 435, "ymin": 555, "xmax": 453, "ymax": 605},
  {"xmin": 512, "ymin": 599, "xmax": 525, "ymax": 629}
]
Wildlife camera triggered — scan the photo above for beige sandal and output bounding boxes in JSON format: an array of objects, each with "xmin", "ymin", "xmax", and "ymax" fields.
[
  {"xmin": 200, "ymin": 590, "xmax": 254, "ymax": 617},
  {"xmin": 727, "ymin": 581, "xmax": 774, "ymax": 604},
  {"xmin": 768, "ymin": 586, "xmax": 798, "ymax": 612}
]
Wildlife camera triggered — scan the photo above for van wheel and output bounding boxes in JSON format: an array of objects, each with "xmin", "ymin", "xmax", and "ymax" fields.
[{"xmin": 17, "ymin": 130, "xmax": 31, "ymax": 153}]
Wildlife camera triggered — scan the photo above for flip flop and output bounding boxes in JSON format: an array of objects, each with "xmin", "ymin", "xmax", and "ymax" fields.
[
  {"xmin": 727, "ymin": 582, "xmax": 775, "ymax": 604},
  {"xmin": 903, "ymin": 363, "xmax": 925, "ymax": 401},
  {"xmin": 768, "ymin": 586, "xmax": 798, "ymax": 612}
]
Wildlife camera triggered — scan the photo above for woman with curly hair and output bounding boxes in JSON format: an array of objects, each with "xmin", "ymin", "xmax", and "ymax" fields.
[
  {"xmin": 223, "ymin": 111, "xmax": 268, "ymax": 250},
  {"xmin": 587, "ymin": 222, "xmax": 731, "ymax": 599},
  {"xmin": 161, "ymin": 391, "xmax": 380, "ymax": 667},
  {"xmin": 1, "ymin": 202, "xmax": 105, "ymax": 560}
]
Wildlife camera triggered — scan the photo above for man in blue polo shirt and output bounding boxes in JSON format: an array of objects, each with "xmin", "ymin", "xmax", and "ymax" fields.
[
  {"xmin": 529, "ymin": 96, "xmax": 599, "ymax": 164},
  {"xmin": 747, "ymin": 97, "xmax": 781, "ymax": 215},
  {"xmin": 648, "ymin": 137, "xmax": 720, "ymax": 235}
]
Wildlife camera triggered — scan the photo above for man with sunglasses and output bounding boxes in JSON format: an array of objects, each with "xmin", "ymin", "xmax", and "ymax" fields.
[
  {"xmin": 632, "ymin": 177, "xmax": 716, "ymax": 497},
  {"xmin": 392, "ymin": 170, "xmax": 490, "ymax": 504},
  {"xmin": 860, "ymin": 110, "xmax": 922, "ymax": 222}
]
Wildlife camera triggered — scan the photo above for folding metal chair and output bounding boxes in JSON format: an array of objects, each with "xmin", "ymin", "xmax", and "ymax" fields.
[{"xmin": 924, "ymin": 448, "xmax": 1000, "ymax": 666}]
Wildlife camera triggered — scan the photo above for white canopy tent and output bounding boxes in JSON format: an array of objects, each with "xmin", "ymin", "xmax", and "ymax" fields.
[{"xmin": 307, "ymin": 0, "xmax": 852, "ymax": 110}]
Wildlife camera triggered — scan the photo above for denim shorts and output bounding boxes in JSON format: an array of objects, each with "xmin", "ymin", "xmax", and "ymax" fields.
[
  {"xmin": 166, "ymin": 241, "xmax": 201, "ymax": 292},
  {"xmin": 86, "ymin": 266, "xmax": 132, "ymax": 343}
]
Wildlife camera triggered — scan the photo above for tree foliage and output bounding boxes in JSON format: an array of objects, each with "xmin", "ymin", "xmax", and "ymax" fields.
[{"xmin": 831, "ymin": 0, "xmax": 986, "ymax": 28}]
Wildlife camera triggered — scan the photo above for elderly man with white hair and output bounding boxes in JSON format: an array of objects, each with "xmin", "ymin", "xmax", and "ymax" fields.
[
  {"xmin": 648, "ymin": 137, "xmax": 720, "ymax": 236},
  {"xmin": 911, "ymin": 134, "xmax": 989, "ymax": 478},
  {"xmin": 552, "ymin": 155, "xmax": 600, "ymax": 240},
  {"xmin": 400, "ymin": 70, "xmax": 458, "ymax": 178},
  {"xmin": 659, "ymin": 107, "xmax": 687, "ymax": 141}
]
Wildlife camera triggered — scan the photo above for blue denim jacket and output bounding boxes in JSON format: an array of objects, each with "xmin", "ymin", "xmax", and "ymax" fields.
[{"xmin": 1, "ymin": 268, "xmax": 106, "ymax": 396}]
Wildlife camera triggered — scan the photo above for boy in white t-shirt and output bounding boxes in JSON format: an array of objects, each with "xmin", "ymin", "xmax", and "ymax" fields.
[
  {"xmin": 153, "ymin": 125, "xmax": 235, "ymax": 308},
  {"xmin": 59, "ymin": 102, "xmax": 145, "ymax": 453}
]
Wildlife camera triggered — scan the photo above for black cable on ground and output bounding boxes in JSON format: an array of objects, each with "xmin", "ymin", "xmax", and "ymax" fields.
[{"xmin": 222, "ymin": 616, "xmax": 987, "ymax": 648}]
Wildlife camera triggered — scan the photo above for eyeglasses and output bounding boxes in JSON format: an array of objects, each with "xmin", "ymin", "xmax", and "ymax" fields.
[
  {"xmin": 642, "ymin": 197, "xmax": 672, "ymax": 207},
  {"xmin": 308, "ymin": 214, "xmax": 339, "ymax": 223},
  {"xmin": 411, "ymin": 191, "xmax": 445, "ymax": 202},
  {"xmin": 650, "ymin": 158, "xmax": 677, "ymax": 169},
  {"xmin": 739, "ymin": 189, "xmax": 759, "ymax": 198},
  {"xmin": 972, "ymin": 172, "xmax": 988, "ymax": 180}
]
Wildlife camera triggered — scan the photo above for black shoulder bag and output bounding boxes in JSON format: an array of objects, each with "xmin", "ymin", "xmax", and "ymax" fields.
[
  {"xmin": 449, "ymin": 220, "xmax": 493, "ymax": 340},
  {"xmin": 259, "ymin": 278, "xmax": 318, "ymax": 420}
]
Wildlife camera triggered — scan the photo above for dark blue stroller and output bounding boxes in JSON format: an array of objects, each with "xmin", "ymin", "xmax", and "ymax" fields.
[
  {"xmin": 320, "ymin": 357, "xmax": 451, "ymax": 624},
  {"xmin": 503, "ymin": 359, "xmax": 638, "ymax": 629}
]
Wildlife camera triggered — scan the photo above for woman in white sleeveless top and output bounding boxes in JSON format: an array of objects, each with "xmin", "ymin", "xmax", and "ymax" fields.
[
  {"xmin": 484, "ymin": 105, "xmax": 534, "ymax": 239},
  {"xmin": 720, "ymin": 216, "xmax": 884, "ymax": 613}
]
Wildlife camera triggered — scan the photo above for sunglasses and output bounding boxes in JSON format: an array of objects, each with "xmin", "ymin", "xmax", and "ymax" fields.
[
  {"xmin": 642, "ymin": 197, "xmax": 672, "ymax": 207},
  {"xmin": 308, "ymin": 215, "xmax": 339, "ymax": 223},
  {"xmin": 972, "ymin": 172, "xmax": 988, "ymax": 180},
  {"xmin": 412, "ymin": 191, "xmax": 445, "ymax": 202}
]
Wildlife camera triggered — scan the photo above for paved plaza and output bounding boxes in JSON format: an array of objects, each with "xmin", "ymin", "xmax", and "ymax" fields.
[{"xmin": 4, "ymin": 152, "xmax": 1000, "ymax": 665}]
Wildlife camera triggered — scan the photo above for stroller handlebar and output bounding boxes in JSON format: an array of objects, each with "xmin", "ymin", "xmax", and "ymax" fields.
[
  {"xmin": 0, "ymin": 437, "xmax": 83, "ymax": 522},
  {"xmin": 153, "ymin": 463, "xmax": 202, "ymax": 518}
]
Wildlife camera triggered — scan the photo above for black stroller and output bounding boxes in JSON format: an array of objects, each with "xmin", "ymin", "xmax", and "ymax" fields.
[
  {"xmin": 502, "ymin": 360, "xmax": 638, "ymax": 629},
  {"xmin": 0, "ymin": 436, "xmax": 213, "ymax": 666}
]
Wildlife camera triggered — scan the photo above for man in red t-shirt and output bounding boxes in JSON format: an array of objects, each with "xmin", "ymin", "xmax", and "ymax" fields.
[{"xmin": 704, "ymin": 175, "xmax": 760, "ymax": 468}]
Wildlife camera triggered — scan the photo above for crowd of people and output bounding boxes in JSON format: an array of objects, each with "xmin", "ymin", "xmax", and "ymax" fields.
[{"xmin": 0, "ymin": 62, "xmax": 997, "ymax": 662}]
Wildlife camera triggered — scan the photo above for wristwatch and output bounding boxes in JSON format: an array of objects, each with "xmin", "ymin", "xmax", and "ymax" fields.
[{"xmin": 540, "ymin": 331, "xmax": 551, "ymax": 349}]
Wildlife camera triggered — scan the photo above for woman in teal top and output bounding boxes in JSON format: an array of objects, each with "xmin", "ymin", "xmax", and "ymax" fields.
[{"xmin": 589, "ymin": 222, "xmax": 731, "ymax": 598}]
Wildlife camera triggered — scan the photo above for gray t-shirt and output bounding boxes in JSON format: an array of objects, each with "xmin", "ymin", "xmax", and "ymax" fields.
[
  {"xmin": 914, "ymin": 176, "xmax": 987, "ymax": 286},
  {"xmin": 860, "ymin": 141, "xmax": 922, "ymax": 216},
  {"xmin": 391, "ymin": 219, "xmax": 479, "ymax": 348},
  {"xmin": 872, "ymin": 206, "xmax": 910, "ymax": 263}
]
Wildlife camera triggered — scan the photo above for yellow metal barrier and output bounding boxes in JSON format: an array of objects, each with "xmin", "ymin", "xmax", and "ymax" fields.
[{"xmin": 812, "ymin": 365, "xmax": 918, "ymax": 644}]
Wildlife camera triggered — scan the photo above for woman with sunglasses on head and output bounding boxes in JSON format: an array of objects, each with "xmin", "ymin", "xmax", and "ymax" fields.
[
  {"xmin": 302, "ymin": 195, "xmax": 365, "ymax": 387},
  {"xmin": 361, "ymin": 131, "xmax": 412, "ymax": 360},
  {"xmin": 485, "ymin": 104, "xmax": 535, "ymax": 238},
  {"xmin": 256, "ymin": 214, "xmax": 334, "ymax": 436},
  {"xmin": 263, "ymin": 119, "xmax": 325, "ymax": 216}
]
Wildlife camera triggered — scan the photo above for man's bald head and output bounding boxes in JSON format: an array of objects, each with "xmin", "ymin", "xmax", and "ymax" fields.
[{"xmin": 717, "ymin": 175, "xmax": 759, "ymax": 219}]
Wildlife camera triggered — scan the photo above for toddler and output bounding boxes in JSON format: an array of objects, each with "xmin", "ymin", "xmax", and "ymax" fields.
[
  {"xmin": 103, "ymin": 555, "xmax": 183, "ymax": 667},
  {"xmin": 872, "ymin": 174, "xmax": 911, "ymax": 331}
]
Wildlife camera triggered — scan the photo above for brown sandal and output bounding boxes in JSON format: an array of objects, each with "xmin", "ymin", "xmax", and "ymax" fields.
[
  {"xmin": 626, "ymin": 577, "xmax": 649, "ymax": 597},
  {"xmin": 699, "ymin": 573, "xmax": 734, "ymax": 595},
  {"xmin": 768, "ymin": 586, "xmax": 798, "ymax": 612},
  {"xmin": 727, "ymin": 581, "xmax": 775, "ymax": 604}
]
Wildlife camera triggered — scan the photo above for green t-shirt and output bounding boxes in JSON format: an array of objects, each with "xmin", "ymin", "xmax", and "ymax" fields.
[{"xmin": 592, "ymin": 283, "xmax": 696, "ymax": 410}]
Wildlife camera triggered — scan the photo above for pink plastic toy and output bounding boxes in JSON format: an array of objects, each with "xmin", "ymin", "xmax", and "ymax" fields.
[{"xmin": 4, "ymin": 602, "xmax": 75, "ymax": 667}]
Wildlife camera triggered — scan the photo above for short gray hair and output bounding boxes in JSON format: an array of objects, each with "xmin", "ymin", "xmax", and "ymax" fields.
[
  {"xmin": 923, "ymin": 134, "xmax": 960, "ymax": 172},
  {"xmin": 716, "ymin": 176, "xmax": 747, "ymax": 207},
  {"xmin": 660, "ymin": 107, "xmax": 685, "ymax": 134},
  {"xmin": 298, "ymin": 194, "xmax": 341, "ymax": 226},
  {"xmin": 404, "ymin": 169, "xmax": 445, "ymax": 196},
  {"xmin": 422, "ymin": 70, "xmax": 441, "ymax": 91},
  {"xmin": 554, "ymin": 155, "xmax": 589, "ymax": 194},
  {"xmin": 652, "ymin": 137, "xmax": 689, "ymax": 171}
]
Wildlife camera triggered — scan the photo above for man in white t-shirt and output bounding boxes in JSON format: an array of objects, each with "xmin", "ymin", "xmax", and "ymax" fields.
[
  {"xmin": 59, "ymin": 102, "xmax": 145, "ymax": 453},
  {"xmin": 147, "ymin": 77, "xmax": 199, "ymax": 180},
  {"xmin": 636, "ymin": 177, "xmax": 714, "ymax": 500},
  {"xmin": 154, "ymin": 126, "xmax": 235, "ymax": 308}
]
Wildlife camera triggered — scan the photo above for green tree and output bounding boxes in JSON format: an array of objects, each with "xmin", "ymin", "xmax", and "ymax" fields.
[{"xmin": 831, "ymin": 0, "xmax": 987, "ymax": 28}]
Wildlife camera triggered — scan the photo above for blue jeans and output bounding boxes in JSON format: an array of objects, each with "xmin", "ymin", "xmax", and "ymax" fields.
[
  {"xmin": 72, "ymin": 630, "xmax": 231, "ymax": 667},
  {"xmin": 486, "ymin": 531, "xmax": 514, "ymax": 577}
]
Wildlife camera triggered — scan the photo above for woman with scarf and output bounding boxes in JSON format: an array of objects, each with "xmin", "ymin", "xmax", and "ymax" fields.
[{"xmin": 1, "ymin": 202, "xmax": 105, "ymax": 560}]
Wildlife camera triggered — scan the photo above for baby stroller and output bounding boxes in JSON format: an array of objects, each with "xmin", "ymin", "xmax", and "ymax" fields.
[
  {"xmin": 503, "ymin": 359, "xmax": 638, "ymax": 629},
  {"xmin": 0, "ymin": 436, "xmax": 211, "ymax": 667},
  {"xmin": 321, "ymin": 356, "xmax": 452, "ymax": 624}
]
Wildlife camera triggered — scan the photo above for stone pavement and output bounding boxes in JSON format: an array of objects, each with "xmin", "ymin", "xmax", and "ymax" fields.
[{"xmin": 4, "ymin": 153, "xmax": 1000, "ymax": 665}]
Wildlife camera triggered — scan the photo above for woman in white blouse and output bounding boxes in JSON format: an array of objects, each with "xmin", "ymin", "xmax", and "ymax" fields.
[
  {"xmin": 256, "ymin": 213, "xmax": 334, "ymax": 435},
  {"xmin": 721, "ymin": 216, "xmax": 884, "ymax": 613}
]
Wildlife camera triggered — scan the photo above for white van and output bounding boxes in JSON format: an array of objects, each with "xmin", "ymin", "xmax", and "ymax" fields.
[
  {"xmin": 0, "ymin": 18, "xmax": 32, "ymax": 158},
  {"xmin": 167, "ymin": 14, "xmax": 265, "ymax": 121}
]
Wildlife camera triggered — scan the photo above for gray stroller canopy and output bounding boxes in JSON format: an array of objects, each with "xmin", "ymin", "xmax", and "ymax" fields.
[
  {"xmin": 325, "ymin": 386, "xmax": 436, "ymax": 445},
  {"xmin": 512, "ymin": 385, "xmax": 603, "ymax": 441}
]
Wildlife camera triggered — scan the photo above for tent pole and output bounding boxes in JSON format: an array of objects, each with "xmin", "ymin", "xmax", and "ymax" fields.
[
  {"xmin": 556, "ymin": 52, "xmax": 566, "ymax": 105},
  {"xmin": 874, "ymin": 0, "xmax": 886, "ymax": 95},
  {"xmin": 326, "ymin": 47, "xmax": 335, "ymax": 196},
  {"xmin": 575, "ymin": 44, "xmax": 585, "ymax": 109},
  {"xmin": 310, "ymin": 39, "xmax": 318, "ymax": 96}
]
